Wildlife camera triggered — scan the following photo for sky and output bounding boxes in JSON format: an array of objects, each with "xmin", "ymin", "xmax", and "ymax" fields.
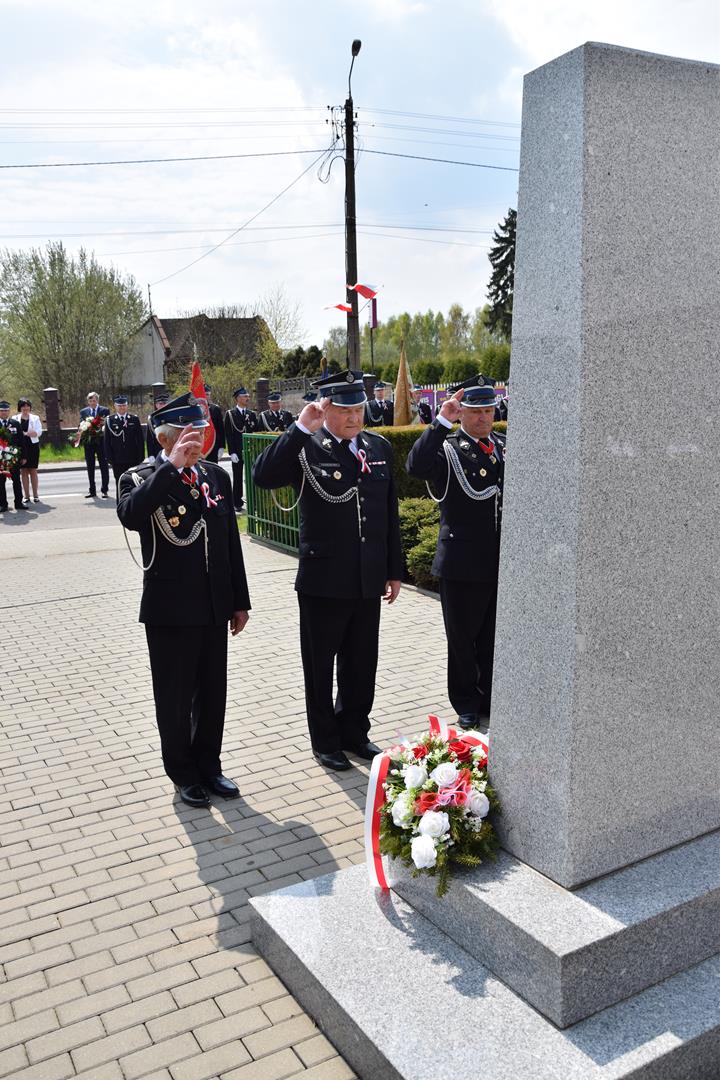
[{"xmin": 0, "ymin": 0, "xmax": 718, "ymax": 350}]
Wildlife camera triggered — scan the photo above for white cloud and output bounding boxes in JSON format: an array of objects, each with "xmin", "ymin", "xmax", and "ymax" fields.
[{"xmin": 482, "ymin": 0, "xmax": 720, "ymax": 69}]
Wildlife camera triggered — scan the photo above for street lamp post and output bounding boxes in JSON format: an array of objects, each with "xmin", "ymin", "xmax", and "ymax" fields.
[{"xmin": 344, "ymin": 39, "xmax": 361, "ymax": 369}]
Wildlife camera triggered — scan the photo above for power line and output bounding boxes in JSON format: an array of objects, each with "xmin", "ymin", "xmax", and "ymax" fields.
[
  {"xmin": 362, "ymin": 149, "xmax": 518, "ymax": 172},
  {"xmin": 149, "ymin": 147, "xmax": 334, "ymax": 286},
  {"xmin": 359, "ymin": 107, "xmax": 520, "ymax": 128},
  {"xmin": 0, "ymin": 148, "xmax": 330, "ymax": 170},
  {"xmin": 0, "ymin": 222, "xmax": 495, "ymax": 240}
]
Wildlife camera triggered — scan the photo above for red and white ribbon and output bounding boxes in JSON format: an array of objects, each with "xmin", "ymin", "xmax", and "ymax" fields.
[
  {"xmin": 201, "ymin": 482, "xmax": 217, "ymax": 508},
  {"xmin": 357, "ymin": 448, "xmax": 371, "ymax": 474},
  {"xmin": 364, "ymin": 715, "xmax": 489, "ymax": 891}
]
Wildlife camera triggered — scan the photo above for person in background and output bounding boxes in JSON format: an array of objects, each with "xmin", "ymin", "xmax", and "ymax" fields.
[
  {"xmin": 364, "ymin": 381, "xmax": 394, "ymax": 427},
  {"xmin": 259, "ymin": 391, "xmax": 293, "ymax": 432},
  {"xmin": 223, "ymin": 387, "xmax": 257, "ymax": 511},
  {"xmin": 104, "ymin": 395, "xmax": 145, "ymax": 496},
  {"xmin": 146, "ymin": 392, "xmax": 169, "ymax": 461},
  {"xmin": 0, "ymin": 400, "xmax": 24, "ymax": 512},
  {"xmin": 204, "ymin": 384, "xmax": 225, "ymax": 464},
  {"xmin": 79, "ymin": 391, "xmax": 110, "ymax": 498},
  {"xmin": 14, "ymin": 398, "xmax": 43, "ymax": 504},
  {"xmin": 412, "ymin": 386, "xmax": 433, "ymax": 425}
]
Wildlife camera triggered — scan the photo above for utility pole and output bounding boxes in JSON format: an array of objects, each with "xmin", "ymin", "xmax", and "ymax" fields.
[{"xmin": 344, "ymin": 40, "xmax": 361, "ymax": 370}]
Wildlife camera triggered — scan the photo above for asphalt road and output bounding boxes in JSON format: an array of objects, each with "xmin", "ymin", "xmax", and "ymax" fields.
[{"xmin": 35, "ymin": 459, "xmax": 234, "ymax": 498}]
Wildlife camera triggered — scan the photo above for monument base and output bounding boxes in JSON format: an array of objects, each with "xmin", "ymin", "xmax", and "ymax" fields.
[
  {"xmin": 250, "ymin": 864, "xmax": 720, "ymax": 1080},
  {"xmin": 392, "ymin": 829, "xmax": 720, "ymax": 1027}
]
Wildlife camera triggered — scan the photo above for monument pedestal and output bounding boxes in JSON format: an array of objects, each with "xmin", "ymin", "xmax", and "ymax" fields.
[
  {"xmin": 250, "ymin": 864, "xmax": 720, "ymax": 1080},
  {"xmin": 251, "ymin": 41, "xmax": 720, "ymax": 1078}
]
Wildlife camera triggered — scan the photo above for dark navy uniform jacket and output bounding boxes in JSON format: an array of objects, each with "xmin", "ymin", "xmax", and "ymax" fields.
[
  {"xmin": 224, "ymin": 407, "xmax": 257, "ymax": 455},
  {"xmin": 417, "ymin": 401, "xmax": 433, "ymax": 425},
  {"xmin": 406, "ymin": 420, "xmax": 505, "ymax": 583},
  {"xmin": 258, "ymin": 408, "xmax": 293, "ymax": 432},
  {"xmin": 117, "ymin": 457, "xmax": 250, "ymax": 626},
  {"xmin": 252, "ymin": 423, "xmax": 403, "ymax": 600},
  {"xmin": 104, "ymin": 413, "xmax": 144, "ymax": 468},
  {"xmin": 364, "ymin": 399, "xmax": 394, "ymax": 427},
  {"xmin": 80, "ymin": 405, "xmax": 110, "ymax": 420},
  {"xmin": 0, "ymin": 417, "xmax": 23, "ymax": 452}
]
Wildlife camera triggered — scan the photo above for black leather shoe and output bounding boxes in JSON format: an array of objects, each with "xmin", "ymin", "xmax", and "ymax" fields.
[
  {"xmin": 85, "ymin": 492, "xmax": 96, "ymax": 499},
  {"xmin": 203, "ymin": 775, "xmax": 240, "ymax": 799},
  {"xmin": 174, "ymin": 784, "xmax": 210, "ymax": 808},
  {"xmin": 458, "ymin": 714, "xmax": 490, "ymax": 731},
  {"xmin": 101, "ymin": 492, "xmax": 109, "ymax": 499},
  {"xmin": 313, "ymin": 750, "xmax": 353, "ymax": 771},
  {"xmin": 347, "ymin": 741, "xmax": 382, "ymax": 761}
]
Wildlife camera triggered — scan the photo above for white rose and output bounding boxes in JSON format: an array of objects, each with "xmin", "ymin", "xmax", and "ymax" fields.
[
  {"xmin": 418, "ymin": 810, "xmax": 450, "ymax": 838},
  {"xmin": 391, "ymin": 793, "xmax": 414, "ymax": 829},
  {"xmin": 467, "ymin": 790, "xmax": 490, "ymax": 818},
  {"xmin": 411, "ymin": 834, "xmax": 437, "ymax": 869},
  {"xmin": 403, "ymin": 763, "xmax": 428, "ymax": 790},
  {"xmin": 430, "ymin": 762, "xmax": 459, "ymax": 788}
]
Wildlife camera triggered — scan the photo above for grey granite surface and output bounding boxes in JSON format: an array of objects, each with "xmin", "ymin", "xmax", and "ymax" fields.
[
  {"xmin": 250, "ymin": 864, "xmax": 720, "ymax": 1080},
  {"xmin": 391, "ymin": 829, "xmax": 720, "ymax": 1026},
  {"xmin": 493, "ymin": 42, "xmax": 720, "ymax": 888}
]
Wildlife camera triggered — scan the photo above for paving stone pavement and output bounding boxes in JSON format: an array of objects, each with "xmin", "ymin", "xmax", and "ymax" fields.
[{"xmin": 0, "ymin": 497, "xmax": 454, "ymax": 1079}]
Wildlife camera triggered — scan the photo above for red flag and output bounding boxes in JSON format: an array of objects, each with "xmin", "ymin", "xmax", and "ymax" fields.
[
  {"xmin": 189, "ymin": 361, "xmax": 216, "ymax": 457},
  {"xmin": 325, "ymin": 303, "xmax": 353, "ymax": 312},
  {"xmin": 348, "ymin": 282, "xmax": 378, "ymax": 300}
]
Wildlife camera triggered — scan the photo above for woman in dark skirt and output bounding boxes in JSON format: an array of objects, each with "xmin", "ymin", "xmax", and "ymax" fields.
[{"xmin": 14, "ymin": 398, "xmax": 42, "ymax": 503}]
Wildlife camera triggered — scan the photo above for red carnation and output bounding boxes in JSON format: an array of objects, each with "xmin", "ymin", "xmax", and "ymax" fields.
[
  {"xmin": 415, "ymin": 791, "xmax": 439, "ymax": 814},
  {"xmin": 412, "ymin": 745, "xmax": 428, "ymax": 760},
  {"xmin": 449, "ymin": 739, "xmax": 473, "ymax": 763}
]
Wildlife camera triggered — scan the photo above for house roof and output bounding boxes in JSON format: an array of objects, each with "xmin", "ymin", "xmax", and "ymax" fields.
[{"xmin": 137, "ymin": 313, "xmax": 271, "ymax": 366}]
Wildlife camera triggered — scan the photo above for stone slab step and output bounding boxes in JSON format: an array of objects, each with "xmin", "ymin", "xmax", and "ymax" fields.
[{"xmin": 250, "ymin": 863, "xmax": 720, "ymax": 1080}]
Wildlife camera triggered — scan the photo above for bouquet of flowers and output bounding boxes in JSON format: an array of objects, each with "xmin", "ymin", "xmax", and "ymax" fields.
[
  {"xmin": 371, "ymin": 716, "xmax": 498, "ymax": 897},
  {"xmin": 0, "ymin": 435, "xmax": 20, "ymax": 476},
  {"xmin": 69, "ymin": 415, "xmax": 104, "ymax": 448}
]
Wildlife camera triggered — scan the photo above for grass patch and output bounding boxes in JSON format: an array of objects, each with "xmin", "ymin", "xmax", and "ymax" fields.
[{"xmin": 41, "ymin": 444, "xmax": 85, "ymax": 462}]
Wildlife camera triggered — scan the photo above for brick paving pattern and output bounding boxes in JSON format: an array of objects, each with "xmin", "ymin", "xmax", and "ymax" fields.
[{"xmin": 0, "ymin": 497, "xmax": 454, "ymax": 1079}]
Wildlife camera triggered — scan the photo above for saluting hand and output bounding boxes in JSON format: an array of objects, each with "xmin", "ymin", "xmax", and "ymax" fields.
[
  {"xmin": 438, "ymin": 388, "xmax": 464, "ymax": 423},
  {"xmin": 167, "ymin": 426, "xmax": 205, "ymax": 469},
  {"xmin": 297, "ymin": 396, "xmax": 331, "ymax": 432}
]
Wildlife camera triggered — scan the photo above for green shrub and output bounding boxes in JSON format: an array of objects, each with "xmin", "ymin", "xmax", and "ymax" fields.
[
  {"xmin": 406, "ymin": 523, "xmax": 440, "ymax": 590},
  {"xmin": 398, "ymin": 497, "xmax": 439, "ymax": 554},
  {"xmin": 413, "ymin": 358, "xmax": 444, "ymax": 384},
  {"xmin": 442, "ymin": 356, "xmax": 478, "ymax": 383}
]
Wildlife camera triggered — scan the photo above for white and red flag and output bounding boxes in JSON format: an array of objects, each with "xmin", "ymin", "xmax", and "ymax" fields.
[
  {"xmin": 347, "ymin": 282, "xmax": 378, "ymax": 300},
  {"xmin": 324, "ymin": 303, "xmax": 353, "ymax": 312},
  {"xmin": 189, "ymin": 361, "xmax": 216, "ymax": 458}
]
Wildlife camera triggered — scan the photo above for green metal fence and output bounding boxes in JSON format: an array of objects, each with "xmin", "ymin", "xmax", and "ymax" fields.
[{"xmin": 243, "ymin": 432, "xmax": 300, "ymax": 553}]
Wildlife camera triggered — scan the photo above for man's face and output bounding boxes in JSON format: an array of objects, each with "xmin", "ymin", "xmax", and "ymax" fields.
[
  {"xmin": 269, "ymin": 400, "xmax": 281, "ymax": 411},
  {"xmin": 325, "ymin": 403, "xmax": 365, "ymax": 440},
  {"xmin": 412, "ymin": 390, "xmax": 421, "ymax": 403},
  {"xmin": 236, "ymin": 395, "xmax": 249, "ymax": 408},
  {"xmin": 0, "ymin": 408, "xmax": 10, "ymax": 421},
  {"xmin": 374, "ymin": 388, "xmax": 386, "ymax": 401},
  {"xmin": 461, "ymin": 406, "xmax": 496, "ymax": 440},
  {"xmin": 205, "ymin": 391, "xmax": 213, "ymax": 403},
  {"xmin": 116, "ymin": 404, "xmax": 128, "ymax": 416},
  {"xmin": 87, "ymin": 396, "xmax": 99, "ymax": 409}
]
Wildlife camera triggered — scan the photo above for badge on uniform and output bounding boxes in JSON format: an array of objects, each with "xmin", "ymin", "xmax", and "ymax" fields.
[
  {"xmin": 190, "ymin": 488, "xmax": 200, "ymax": 499},
  {"xmin": 460, "ymin": 440, "xmax": 470, "ymax": 450},
  {"xmin": 178, "ymin": 505, "xmax": 187, "ymax": 515},
  {"xmin": 333, "ymin": 470, "xmax": 342, "ymax": 480},
  {"xmin": 322, "ymin": 438, "xmax": 332, "ymax": 448},
  {"xmin": 490, "ymin": 456, "xmax": 497, "ymax": 465},
  {"xmin": 169, "ymin": 516, "xmax": 180, "ymax": 527},
  {"xmin": 480, "ymin": 468, "xmax": 487, "ymax": 477}
]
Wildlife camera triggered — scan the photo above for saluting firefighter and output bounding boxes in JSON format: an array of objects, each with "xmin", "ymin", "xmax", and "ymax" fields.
[
  {"xmin": 0, "ymin": 400, "xmax": 25, "ymax": 512},
  {"xmin": 364, "ymin": 380, "xmax": 394, "ymax": 427},
  {"xmin": 117, "ymin": 392, "xmax": 251, "ymax": 809},
  {"xmin": 223, "ymin": 386, "xmax": 257, "ymax": 511},
  {"xmin": 259, "ymin": 391, "xmax": 293, "ymax": 432},
  {"xmin": 406, "ymin": 376, "xmax": 505, "ymax": 732},
  {"xmin": 104, "ymin": 395, "xmax": 145, "ymax": 496},
  {"xmin": 253, "ymin": 371, "xmax": 403, "ymax": 772}
]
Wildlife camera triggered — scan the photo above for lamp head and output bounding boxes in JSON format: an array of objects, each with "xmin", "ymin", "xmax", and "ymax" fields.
[{"xmin": 351, "ymin": 39, "xmax": 362, "ymax": 56}]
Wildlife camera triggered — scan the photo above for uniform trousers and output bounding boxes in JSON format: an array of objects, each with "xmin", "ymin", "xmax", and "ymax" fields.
[
  {"xmin": 297, "ymin": 593, "xmax": 381, "ymax": 753},
  {"xmin": 145, "ymin": 623, "xmax": 228, "ymax": 786},
  {"xmin": 439, "ymin": 578, "xmax": 498, "ymax": 718},
  {"xmin": 85, "ymin": 443, "xmax": 109, "ymax": 495},
  {"xmin": 0, "ymin": 468, "xmax": 23, "ymax": 509},
  {"xmin": 231, "ymin": 460, "xmax": 244, "ymax": 509},
  {"xmin": 111, "ymin": 462, "xmax": 129, "ymax": 498}
]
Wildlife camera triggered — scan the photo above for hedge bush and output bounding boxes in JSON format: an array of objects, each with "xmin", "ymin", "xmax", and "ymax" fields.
[
  {"xmin": 398, "ymin": 497, "xmax": 439, "ymax": 554},
  {"xmin": 406, "ymin": 523, "xmax": 440, "ymax": 590},
  {"xmin": 377, "ymin": 422, "xmax": 506, "ymax": 500}
]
